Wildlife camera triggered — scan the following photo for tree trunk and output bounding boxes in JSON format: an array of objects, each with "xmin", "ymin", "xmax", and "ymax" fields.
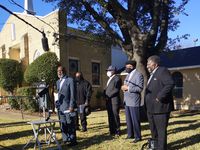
[{"xmin": 132, "ymin": 49, "xmax": 149, "ymax": 106}]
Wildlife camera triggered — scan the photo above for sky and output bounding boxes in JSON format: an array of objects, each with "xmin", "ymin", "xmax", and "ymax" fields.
[{"xmin": 0, "ymin": 0, "xmax": 200, "ymax": 48}]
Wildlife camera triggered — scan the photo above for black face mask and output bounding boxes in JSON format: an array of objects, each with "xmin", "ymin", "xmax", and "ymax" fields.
[
  {"xmin": 126, "ymin": 68, "xmax": 133, "ymax": 73},
  {"xmin": 76, "ymin": 77, "xmax": 81, "ymax": 82}
]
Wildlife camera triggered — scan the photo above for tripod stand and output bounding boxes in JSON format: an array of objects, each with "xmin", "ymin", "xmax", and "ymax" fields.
[{"xmin": 23, "ymin": 86, "xmax": 62, "ymax": 150}]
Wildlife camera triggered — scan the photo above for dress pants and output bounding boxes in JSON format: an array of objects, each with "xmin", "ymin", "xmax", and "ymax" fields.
[
  {"xmin": 59, "ymin": 111, "xmax": 77, "ymax": 143},
  {"xmin": 106, "ymin": 100, "xmax": 120, "ymax": 135},
  {"xmin": 76, "ymin": 111, "xmax": 87, "ymax": 130},
  {"xmin": 125, "ymin": 105, "xmax": 141, "ymax": 139},
  {"xmin": 147, "ymin": 112, "xmax": 170, "ymax": 150}
]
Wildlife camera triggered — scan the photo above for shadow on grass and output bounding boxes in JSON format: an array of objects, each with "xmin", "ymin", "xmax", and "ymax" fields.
[
  {"xmin": 0, "ymin": 121, "xmax": 28, "ymax": 128},
  {"xmin": 168, "ymin": 133, "xmax": 200, "ymax": 149},
  {"xmin": 0, "ymin": 129, "xmax": 33, "ymax": 142},
  {"xmin": 172, "ymin": 110, "xmax": 200, "ymax": 118},
  {"xmin": 72, "ymin": 132, "xmax": 116, "ymax": 150},
  {"xmin": 169, "ymin": 119, "xmax": 197, "ymax": 126},
  {"xmin": 0, "ymin": 126, "xmax": 61, "ymax": 143},
  {"xmin": 0, "ymin": 144, "xmax": 24, "ymax": 150},
  {"xmin": 168, "ymin": 122, "xmax": 200, "ymax": 135}
]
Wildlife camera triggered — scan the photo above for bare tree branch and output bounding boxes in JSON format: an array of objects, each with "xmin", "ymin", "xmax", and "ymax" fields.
[
  {"xmin": 108, "ymin": 0, "xmax": 140, "ymax": 33},
  {"xmin": 81, "ymin": 0, "xmax": 124, "ymax": 46},
  {"xmin": 128, "ymin": 0, "xmax": 136, "ymax": 15},
  {"xmin": 146, "ymin": 0, "xmax": 161, "ymax": 49},
  {"xmin": 155, "ymin": 0, "xmax": 169, "ymax": 52}
]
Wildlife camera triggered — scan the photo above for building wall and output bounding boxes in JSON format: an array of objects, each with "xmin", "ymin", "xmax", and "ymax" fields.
[
  {"xmin": 171, "ymin": 68, "xmax": 200, "ymax": 110},
  {"xmin": 0, "ymin": 10, "xmax": 60, "ymax": 64},
  {"xmin": 61, "ymin": 38, "xmax": 111, "ymax": 108}
]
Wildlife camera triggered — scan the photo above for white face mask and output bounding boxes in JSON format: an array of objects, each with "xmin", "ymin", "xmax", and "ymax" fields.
[{"xmin": 107, "ymin": 71, "xmax": 113, "ymax": 77}]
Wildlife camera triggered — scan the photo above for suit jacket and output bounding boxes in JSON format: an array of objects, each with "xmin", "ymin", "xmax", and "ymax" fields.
[
  {"xmin": 56, "ymin": 75, "xmax": 76, "ymax": 112},
  {"xmin": 76, "ymin": 79, "xmax": 92, "ymax": 105},
  {"xmin": 104, "ymin": 75, "xmax": 122, "ymax": 105},
  {"xmin": 124, "ymin": 69, "xmax": 144, "ymax": 107},
  {"xmin": 145, "ymin": 67, "xmax": 174, "ymax": 114}
]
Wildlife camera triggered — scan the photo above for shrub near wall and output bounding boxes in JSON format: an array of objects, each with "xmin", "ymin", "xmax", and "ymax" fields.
[
  {"xmin": 0, "ymin": 59, "xmax": 23, "ymax": 94},
  {"xmin": 8, "ymin": 98, "xmax": 20, "ymax": 110},
  {"xmin": 24, "ymin": 52, "xmax": 58, "ymax": 84},
  {"xmin": 16, "ymin": 87, "xmax": 38, "ymax": 112}
]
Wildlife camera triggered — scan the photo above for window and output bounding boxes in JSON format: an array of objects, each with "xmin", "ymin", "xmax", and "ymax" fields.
[
  {"xmin": 92, "ymin": 62, "xmax": 100, "ymax": 85},
  {"xmin": 33, "ymin": 50, "xmax": 41, "ymax": 61},
  {"xmin": 11, "ymin": 23, "xmax": 16, "ymax": 41},
  {"xmin": 172, "ymin": 72, "xmax": 183, "ymax": 98},
  {"xmin": 69, "ymin": 59, "xmax": 79, "ymax": 77}
]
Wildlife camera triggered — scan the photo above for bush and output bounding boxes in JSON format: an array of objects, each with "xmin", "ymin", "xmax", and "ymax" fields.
[
  {"xmin": 24, "ymin": 52, "xmax": 58, "ymax": 84},
  {"xmin": 16, "ymin": 87, "xmax": 38, "ymax": 112},
  {"xmin": 8, "ymin": 98, "xmax": 20, "ymax": 110},
  {"xmin": 0, "ymin": 59, "xmax": 23, "ymax": 94}
]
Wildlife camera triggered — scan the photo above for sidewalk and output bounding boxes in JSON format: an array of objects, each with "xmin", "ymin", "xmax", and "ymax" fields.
[{"xmin": 0, "ymin": 103, "xmax": 52, "ymax": 120}]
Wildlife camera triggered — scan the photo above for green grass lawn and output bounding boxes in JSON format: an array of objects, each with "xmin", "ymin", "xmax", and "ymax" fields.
[{"xmin": 0, "ymin": 109, "xmax": 200, "ymax": 150}]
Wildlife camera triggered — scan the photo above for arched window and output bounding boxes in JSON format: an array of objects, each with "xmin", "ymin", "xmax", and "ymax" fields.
[
  {"xmin": 33, "ymin": 50, "xmax": 41, "ymax": 61},
  {"xmin": 172, "ymin": 72, "xmax": 183, "ymax": 98}
]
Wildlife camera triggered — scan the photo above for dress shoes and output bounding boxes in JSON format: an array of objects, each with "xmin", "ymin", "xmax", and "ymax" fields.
[
  {"xmin": 132, "ymin": 138, "xmax": 142, "ymax": 143},
  {"xmin": 116, "ymin": 131, "xmax": 120, "ymax": 136},
  {"xmin": 81, "ymin": 128, "xmax": 87, "ymax": 132}
]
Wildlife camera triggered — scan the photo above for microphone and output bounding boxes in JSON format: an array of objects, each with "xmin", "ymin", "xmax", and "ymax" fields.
[
  {"xmin": 41, "ymin": 32, "xmax": 49, "ymax": 51},
  {"xmin": 37, "ymin": 85, "xmax": 49, "ymax": 97}
]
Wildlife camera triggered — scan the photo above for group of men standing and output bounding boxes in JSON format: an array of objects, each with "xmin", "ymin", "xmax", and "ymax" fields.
[
  {"xmin": 104, "ymin": 55, "xmax": 174, "ymax": 150},
  {"xmin": 55, "ymin": 55, "xmax": 174, "ymax": 150}
]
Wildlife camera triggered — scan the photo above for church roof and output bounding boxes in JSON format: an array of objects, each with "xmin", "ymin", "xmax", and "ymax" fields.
[{"xmin": 160, "ymin": 46, "xmax": 200, "ymax": 69}]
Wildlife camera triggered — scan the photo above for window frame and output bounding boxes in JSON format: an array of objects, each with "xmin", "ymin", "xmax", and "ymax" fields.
[
  {"xmin": 172, "ymin": 71, "xmax": 183, "ymax": 99},
  {"xmin": 68, "ymin": 57, "xmax": 80, "ymax": 77},
  {"xmin": 91, "ymin": 60, "xmax": 101, "ymax": 87}
]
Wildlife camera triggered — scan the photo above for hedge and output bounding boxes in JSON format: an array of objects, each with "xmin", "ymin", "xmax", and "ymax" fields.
[
  {"xmin": 24, "ymin": 52, "xmax": 58, "ymax": 84},
  {"xmin": 0, "ymin": 59, "xmax": 23, "ymax": 94},
  {"xmin": 8, "ymin": 87, "xmax": 38, "ymax": 112}
]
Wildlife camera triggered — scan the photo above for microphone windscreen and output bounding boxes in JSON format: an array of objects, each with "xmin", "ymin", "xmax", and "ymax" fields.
[{"xmin": 41, "ymin": 36, "xmax": 49, "ymax": 51}]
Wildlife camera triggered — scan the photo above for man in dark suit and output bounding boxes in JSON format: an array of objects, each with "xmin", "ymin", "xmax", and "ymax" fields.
[
  {"xmin": 145, "ymin": 55, "xmax": 174, "ymax": 150},
  {"xmin": 75, "ymin": 72, "xmax": 92, "ymax": 132},
  {"xmin": 56, "ymin": 66, "xmax": 77, "ymax": 146},
  {"xmin": 104, "ymin": 65, "xmax": 122, "ymax": 136},
  {"xmin": 121, "ymin": 60, "xmax": 144, "ymax": 143}
]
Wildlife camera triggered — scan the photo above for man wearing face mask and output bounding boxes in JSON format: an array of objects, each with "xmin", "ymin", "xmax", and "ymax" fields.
[
  {"xmin": 104, "ymin": 65, "xmax": 122, "ymax": 136},
  {"xmin": 75, "ymin": 72, "xmax": 92, "ymax": 132},
  {"xmin": 121, "ymin": 60, "xmax": 144, "ymax": 143}
]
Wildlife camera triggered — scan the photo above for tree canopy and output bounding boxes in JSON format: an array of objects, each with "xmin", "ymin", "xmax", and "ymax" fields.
[
  {"xmin": 45, "ymin": 0, "xmax": 189, "ymax": 79},
  {"xmin": 0, "ymin": 59, "xmax": 23, "ymax": 94}
]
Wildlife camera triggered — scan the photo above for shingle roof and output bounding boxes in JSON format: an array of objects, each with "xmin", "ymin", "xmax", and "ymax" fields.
[{"xmin": 160, "ymin": 46, "xmax": 200, "ymax": 68}]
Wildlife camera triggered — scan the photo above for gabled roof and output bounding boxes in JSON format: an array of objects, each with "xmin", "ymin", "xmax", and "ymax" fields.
[{"xmin": 160, "ymin": 46, "xmax": 200, "ymax": 70}]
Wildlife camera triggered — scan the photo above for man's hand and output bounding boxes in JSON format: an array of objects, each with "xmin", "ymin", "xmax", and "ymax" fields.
[
  {"xmin": 69, "ymin": 107, "xmax": 74, "ymax": 112},
  {"xmin": 156, "ymin": 98, "xmax": 159, "ymax": 102},
  {"xmin": 85, "ymin": 101, "xmax": 89, "ymax": 106},
  {"xmin": 121, "ymin": 84, "xmax": 128, "ymax": 92}
]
